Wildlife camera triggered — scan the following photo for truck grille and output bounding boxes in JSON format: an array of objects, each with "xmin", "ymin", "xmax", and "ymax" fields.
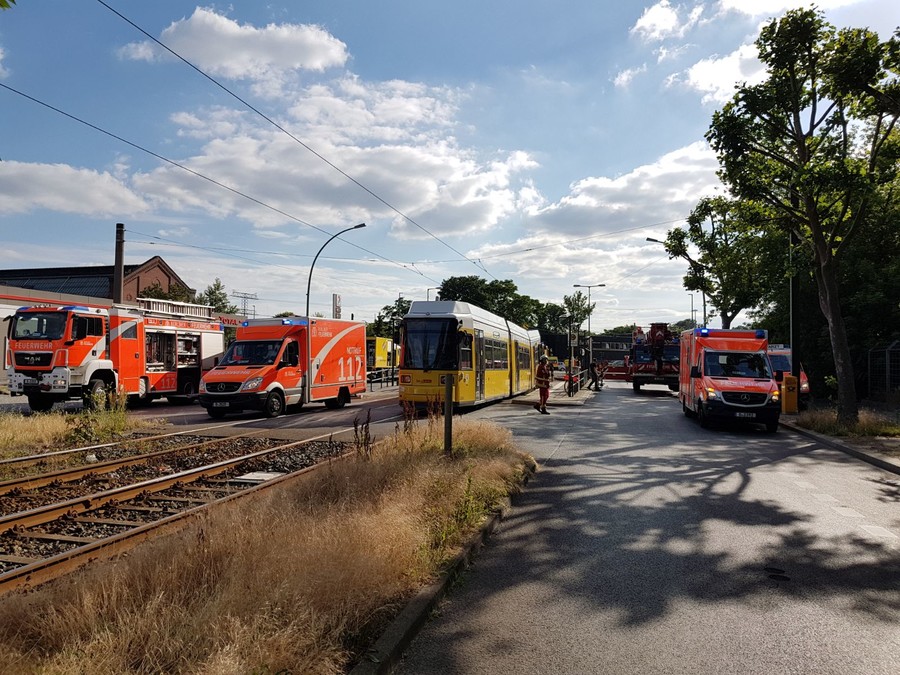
[
  {"xmin": 14, "ymin": 352, "xmax": 53, "ymax": 367},
  {"xmin": 722, "ymin": 392, "xmax": 768, "ymax": 405},
  {"xmin": 206, "ymin": 382, "xmax": 241, "ymax": 393}
]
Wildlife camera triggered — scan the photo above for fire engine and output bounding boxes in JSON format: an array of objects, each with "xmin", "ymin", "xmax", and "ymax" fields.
[
  {"xmin": 198, "ymin": 316, "xmax": 366, "ymax": 418},
  {"xmin": 5, "ymin": 299, "xmax": 225, "ymax": 412},
  {"xmin": 626, "ymin": 323, "xmax": 680, "ymax": 392},
  {"xmin": 679, "ymin": 327, "xmax": 782, "ymax": 432}
]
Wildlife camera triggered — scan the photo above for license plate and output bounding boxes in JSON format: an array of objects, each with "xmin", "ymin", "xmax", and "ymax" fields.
[
  {"xmin": 735, "ymin": 412, "xmax": 756, "ymax": 418},
  {"xmin": 24, "ymin": 378, "xmax": 38, "ymax": 386},
  {"xmin": 212, "ymin": 402, "xmax": 230, "ymax": 408}
]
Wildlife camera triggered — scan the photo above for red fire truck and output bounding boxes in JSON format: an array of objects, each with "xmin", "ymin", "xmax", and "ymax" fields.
[
  {"xmin": 626, "ymin": 323, "xmax": 680, "ymax": 393},
  {"xmin": 5, "ymin": 299, "xmax": 224, "ymax": 412},
  {"xmin": 198, "ymin": 316, "xmax": 366, "ymax": 418}
]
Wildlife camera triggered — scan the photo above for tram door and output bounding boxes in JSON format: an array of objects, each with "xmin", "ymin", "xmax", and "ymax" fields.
[
  {"xmin": 474, "ymin": 329, "xmax": 485, "ymax": 401},
  {"xmin": 513, "ymin": 341, "xmax": 521, "ymax": 392}
]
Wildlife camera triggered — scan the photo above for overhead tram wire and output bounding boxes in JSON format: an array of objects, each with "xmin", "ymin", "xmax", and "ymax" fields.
[
  {"xmin": 0, "ymin": 81, "xmax": 437, "ymax": 284},
  {"xmin": 95, "ymin": 0, "xmax": 497, "ymax": 282}
]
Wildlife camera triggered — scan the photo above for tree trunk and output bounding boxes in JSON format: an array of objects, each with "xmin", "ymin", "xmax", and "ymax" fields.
[{"xmin": 813, "ymin": 255, "xmax": 859, "ymax": 424}]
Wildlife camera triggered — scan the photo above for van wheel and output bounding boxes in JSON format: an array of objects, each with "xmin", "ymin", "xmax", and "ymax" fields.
[
  {"xmin": 765, "ymin": 419, "xmax": 779, "ymax": 433},
  {"xmin": 683, "ymin": 402, "xmax": 697, "ymax": 419},
  {"xmin": 324, "ymin": 388, "xmax": 349, "ymax": 409},
  {"xmin": 698, "ymin": 402, "xmax": 711, "ymax": 429},
  {"xmin": 264, "ymin": 391, "xmax": 285, "ymax": 418}
]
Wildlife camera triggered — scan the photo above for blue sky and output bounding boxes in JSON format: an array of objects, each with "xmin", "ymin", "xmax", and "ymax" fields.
[{"xmin": 1, "ymin": 1, "xmax": 897, "ymax": 329}]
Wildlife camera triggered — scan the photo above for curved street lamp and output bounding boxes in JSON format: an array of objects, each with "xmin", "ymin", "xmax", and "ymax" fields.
[
  {"xmin": 646, "ymin": 236, "xmax": 707, "ymax": 326},
  {"xmin": 305, "ymin": 223, "xmax": 366, "ymax": 318},
  {"xmin": 572, "ymin": 283, "xmax": 605, "ymax": 335}
]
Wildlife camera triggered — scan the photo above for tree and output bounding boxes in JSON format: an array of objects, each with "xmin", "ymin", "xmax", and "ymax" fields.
[
  {"xmin": 664, "ymin": 197, "xmax": 784, "ymax": 328},
  {"xmin": 0, "ymin": 1, "xmax": 17, "ymax": 9},
  {"xmin": 195, "ymin": 278, "xmax": 240, "ymax": 315},
  {"xmin": 370, "ymin": 297, "xmax": 412, "ymax": 339},
  {"xmin": 139, "ymin": 281, "xmax": 196, "ymax": 303},
  {"xmin": 705, "ymin": 8, "xmax": 900, "ymax": 424}
]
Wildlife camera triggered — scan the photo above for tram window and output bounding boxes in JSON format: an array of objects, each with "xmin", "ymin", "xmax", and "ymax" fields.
[{"xmin": 459, "ymin": 332, "xmax": 472, "ymax": 370}]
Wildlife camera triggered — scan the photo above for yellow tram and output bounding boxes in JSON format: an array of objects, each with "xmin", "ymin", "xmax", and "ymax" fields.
[{"xmin": 398, "ymin": 301, "xmax": 542, "ymax": 409}]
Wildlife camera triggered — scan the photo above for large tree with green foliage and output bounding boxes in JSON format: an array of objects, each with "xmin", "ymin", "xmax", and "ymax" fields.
[
  {"xmin": 706, "ymin": 8, "xmax": 899, "ymax": 424},
  {"xmin": 194, "ymin": 278, "xmax": 240, "ymax": 315},
  {"xmin": 663, "ymin": 197, "xmax": 785, "ymax": 328},
  {"xmin": 369, "ymin": 296, "xmax": 412, "ymax": 339}
]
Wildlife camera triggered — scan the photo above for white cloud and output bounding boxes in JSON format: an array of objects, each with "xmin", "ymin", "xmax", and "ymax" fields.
[
  {"xmin": 613, "ymin": 64, "xmax": 647, "ymax": 88},
  {"xmin": 679, "ymin": 43, "xmax": 766, "ymax": 104},
  {"xmin": 631, "ymin": 1, "xmax": 704, "ymax": 42},
  {"xmin": 717, "ymin": 0, "xmax": 861, "ymax": 16},
  {"xmin": 119, "ymin": 7, "xmax": 348, "ymax": 84},
  {"xmin": 0, "ymin": 161, "xmax": 148, "ymax": 216},
  {"xmin": 0, "ymin": 46, "xmax": 8, "ymax": 79}
]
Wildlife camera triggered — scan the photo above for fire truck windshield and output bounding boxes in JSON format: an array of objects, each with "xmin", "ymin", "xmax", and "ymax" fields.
[
  {"xmin": 401, "ymin": 318, "xmax": 458, "ymax": 371},
  {"xmin": 11, "ymin": 312, "xmax": 67, "ymax": 340}
]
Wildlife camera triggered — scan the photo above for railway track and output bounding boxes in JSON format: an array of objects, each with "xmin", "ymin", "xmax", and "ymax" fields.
[{"xmin": 0, "ymin": 433, "xmax": 351, "ymax": 595}]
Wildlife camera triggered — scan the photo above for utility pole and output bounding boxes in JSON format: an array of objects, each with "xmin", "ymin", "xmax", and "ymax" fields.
[{"xmin": 232, "ymin": 291, "xmax": 258, "ymax": 318}]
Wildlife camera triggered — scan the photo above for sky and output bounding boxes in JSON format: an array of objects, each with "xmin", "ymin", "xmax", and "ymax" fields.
[{"xmin": 1, "ymin": 1, "xmax": 898, "ymax": 331}]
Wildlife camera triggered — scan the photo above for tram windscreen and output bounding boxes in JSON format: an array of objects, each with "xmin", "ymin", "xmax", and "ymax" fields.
[{"xmin": 402, "ymin": 318, "xmax": 459, "ymax": 371}]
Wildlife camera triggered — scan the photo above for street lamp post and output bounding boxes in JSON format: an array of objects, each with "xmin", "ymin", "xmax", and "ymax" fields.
[
  {"xmin": 572, "ymin": 283, "xmax": 605, "ymax": 335},
  {"xmin": 646, "ymin": 237, "xmax": 707, "ymax": 326},
  {"xmin": 305, "ymin": 223, "xmax": 366, "ymax": 318},
  {"xmin": 573, "ymin": 283, "xmax": 605, "ymax": 364}
]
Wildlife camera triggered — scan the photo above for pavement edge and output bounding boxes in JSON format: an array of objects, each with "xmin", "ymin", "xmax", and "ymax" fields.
[{"xmin": 780, "ymin": 418, "xmax": 900, "ymax": 476}]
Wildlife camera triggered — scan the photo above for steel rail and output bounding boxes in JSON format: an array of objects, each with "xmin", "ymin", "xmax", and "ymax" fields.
[
  {"xmin": 0, "ymin": 433, "xmax": 332, "ymax": 535},
  {"xmin": 0, "ymin": 428, "xmax": 281, "ymax": 496},
  {"xmin": 0, "ymin": 452, "xmax": 343, "ymax": 596}
]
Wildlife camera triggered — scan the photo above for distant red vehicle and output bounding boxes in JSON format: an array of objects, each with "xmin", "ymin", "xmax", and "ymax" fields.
[
  {"xmin": 602, "ymin": 359, "xmax": 629, "ymax": 381},
  {"xmin": 767, "ymin": 345, "xmax": 810, "ymax": 410},
  {"xmin": 626, "ymin": 323, "xmax": 680, "ymax": 392}
]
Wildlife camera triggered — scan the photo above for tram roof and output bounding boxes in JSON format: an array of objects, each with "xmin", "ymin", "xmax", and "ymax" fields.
[{"xmin": 405, "ymin": 300, "xmax": 535, "ymax": 338}]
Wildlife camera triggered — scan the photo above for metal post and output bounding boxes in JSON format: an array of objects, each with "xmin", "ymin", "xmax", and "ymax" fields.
[{"xmin": 444, "ymin": 375, "xmax": 453, "ymax": 456}]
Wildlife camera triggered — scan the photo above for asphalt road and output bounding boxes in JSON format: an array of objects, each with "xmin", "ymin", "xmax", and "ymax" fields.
[{"xmin": 396, "ymin": 381, "xmax": 900, "ymax": 675}]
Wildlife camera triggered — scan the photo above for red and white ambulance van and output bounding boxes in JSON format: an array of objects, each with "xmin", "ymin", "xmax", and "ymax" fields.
[{"xmin": 198, "ymin": 316, "xmax": 366, "ymax": 418}]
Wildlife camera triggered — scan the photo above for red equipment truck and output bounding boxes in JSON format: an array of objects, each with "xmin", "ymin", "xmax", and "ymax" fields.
[
  {"xmin": 679, "ymin": 327, "xmax": 782, "ymax": 432},
  {"xmin": 5, "ymin": 299, "xmax": 224, "ymax": 412},
  {"xmin": 198, "ymin": 316, "xmax": 366, "ymax": 418},
  {"xmin": 627, "ymin": 322, "xmax": 680, "ymax": 392}
]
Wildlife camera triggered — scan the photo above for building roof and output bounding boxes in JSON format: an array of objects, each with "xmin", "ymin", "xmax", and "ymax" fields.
[{"xmin": 0, "ymin": 256, "xmax": 191, "ymax": 299}]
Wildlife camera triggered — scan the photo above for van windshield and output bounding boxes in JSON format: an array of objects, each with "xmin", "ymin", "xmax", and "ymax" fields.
[
  {"xmin": 768, "ymin": 353, "xmax": 791, "ymax": 372},
  {"xmin": 220, "ymin": 340, "xmax": 283, "ymax": 366},
  {"xmin": 705, "ymin": 351, "xmax": 772, "ymax": 378}
]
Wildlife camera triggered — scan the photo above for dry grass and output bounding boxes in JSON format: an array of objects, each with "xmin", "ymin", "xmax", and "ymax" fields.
[
  {"xmin": 0, "ymin": 396, "xmax": 158, "ymax": 461},
  {"xmin": 0, "ymin": 416, "xmax": 534, "ymax": 674},
  {"xmin": 796, "ymin": 408, "xmax": 900, "ymax": 437}
]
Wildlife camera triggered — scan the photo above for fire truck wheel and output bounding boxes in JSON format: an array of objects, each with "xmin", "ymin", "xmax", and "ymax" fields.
[
  {"xmin": 27, "ymin": 394, "xmax": 54, "ymax": 413},
  {"xmin": 83, "ymin": 379, "xmax": 108, "ymax": 410},
  {"xmin": 263, "ymin": 391, "xmax": 285, "ymax": 418},
  {"xmin": 632, "ymin": 382, "xmax": 642, "ymax": 393}
]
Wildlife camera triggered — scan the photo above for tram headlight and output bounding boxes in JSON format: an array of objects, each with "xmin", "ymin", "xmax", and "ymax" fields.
[{"xmin": 241, "ymin": 376, "xmax": 264, "ymax": 391}]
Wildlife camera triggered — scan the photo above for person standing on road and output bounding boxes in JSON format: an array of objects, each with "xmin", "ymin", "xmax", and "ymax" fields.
[
  {"xmin": 588, "ymin": 360, "xmax": 600, "ymax": 390},
  {"xmin": 534, "ymin": 355, "xmax": 552, "ymax": 414}
]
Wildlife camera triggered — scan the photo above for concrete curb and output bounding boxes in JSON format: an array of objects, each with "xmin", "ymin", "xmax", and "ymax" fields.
[
  {"xmin": 350, "ymin": 462, "xmax": 536, "ymax": 675},
  {"xmin": 780, "ymin": 418, "xmax": 900, "ymax": 476}
]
